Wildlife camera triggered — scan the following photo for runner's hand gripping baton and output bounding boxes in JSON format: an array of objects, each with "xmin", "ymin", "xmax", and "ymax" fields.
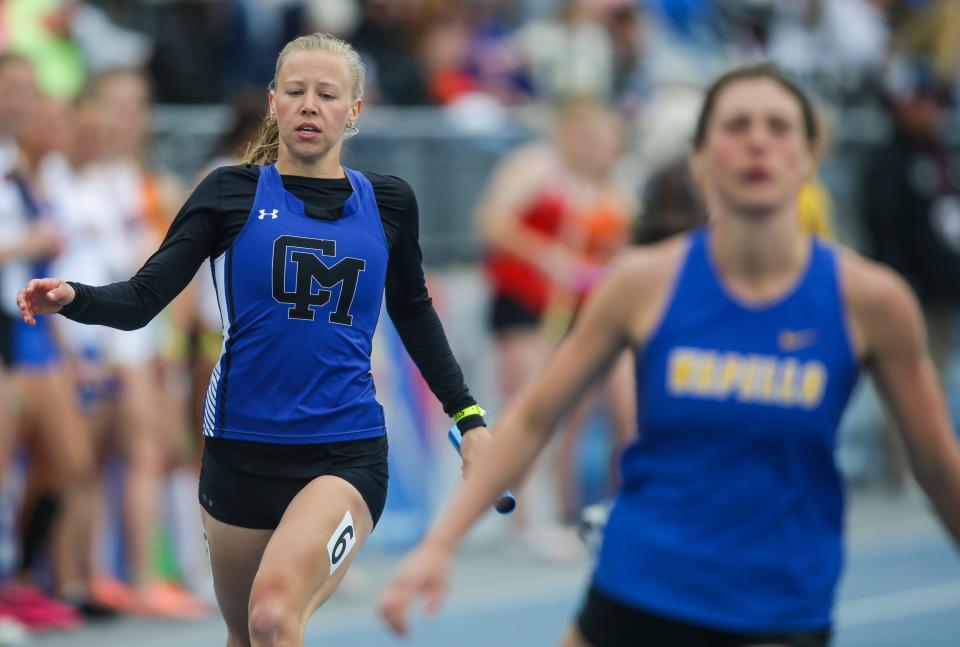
[{"xmin": 448, "ymin": 424, "xmax": 517, "ymax": 516}]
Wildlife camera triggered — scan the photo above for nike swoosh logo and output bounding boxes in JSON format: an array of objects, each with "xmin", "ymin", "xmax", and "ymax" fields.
[{"xmin": 778, "ymin": 329, "xmax": 817, "ymax": 351}]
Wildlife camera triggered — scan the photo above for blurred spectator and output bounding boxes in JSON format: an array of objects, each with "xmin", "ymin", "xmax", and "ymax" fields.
[
  {"xmin": 0, "ymin": 54, "xmax": 36, "ymax": 175},
  {"xmin": 466, "ymin": 0, "xmax": 534, "ymax": 105},
  {"xmin": 798, "ymin": 103, "xmax": 837, "ymax": 239},
  {"xmin": 715, "ymin": 0, "xmax": 777, "ymax": 55},
  {"xmin": 226, "ymin": 0, "xmax": 306, "ymax": 91},
  {"xmin": 475, "ymin": 98, "xmax": 635, "ymax": 537},
  {"xmin": 63, "ymin": 69, "xmax": 207, "ymax": 618},
  {"xmin": 862, "ymin": 55, "xmax": 959, "ymax": 377},
  {"xmin": 305, "ymin": 0, "xmax": 361, "ymax": 36},
  {"xmin": 477, "ymin": 98, "xmax": 632, "ymax": 358},
  {"xmin": 599, "ymin": 0, "xmax": 649, "ymax": 111},
  {"xmin": 767, "ymin": 0, "xmax": 892, "ymax": 101},
  {"xmin": 3, "ymin": 0, "xmax": 149, "ymax": 100},
  {"xmin": 69, "ymin": 1, "xmax": 152, "ymax": 75},
  {"xmin": 420, "ymin": 5, "xmax": 480, "ymax": 105},
  {"xmin": 798, "ymin": 177, "xmax": 835, "ymax": 239},
  {"xmin": 515, "ymin": 0, "xmax": 614, "ymax": 101},
  {"xmin": 891, "ymin": 0, "xmax": 960, "ymax": 98},
  {"xmin": 640, "ymin": 0, "xmax": 739, "ymax": 88},
  {"xmin": 646, "ymin": 0, "xmax": 717, "ymax": 48},
  {"xmin": 350, "ymin": 0, "xmax": 430, "ymax": 105},
  {"xmin": 4, "ymin": 0, "xmax": 85, "ymax": 99},
  {"xmin": 633, "ymin": 157, "xmax": 706, "ymax": 245},
  {"xmin": 1, "ymin": 94, "xmax": 96, "ymax": 628},
  {"xmin": 627, "ymin": 81, "xmax": 703, "ymax": 189},
  {"xmin": 146, "ymin": 0, "xmax": 235, "ymax": 103},
  {"xmin": 203, "ymin": 90, "xmax": 266, "ymax": 171},
  {"xmin": 859, "ymin": 54, "xmax": 958, "ymax": 486}
]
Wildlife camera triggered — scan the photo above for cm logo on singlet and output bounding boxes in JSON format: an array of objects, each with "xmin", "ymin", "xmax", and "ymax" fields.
[{"xmin": 272, "ymin": 235, "xmax": 366, "ymax": 325}]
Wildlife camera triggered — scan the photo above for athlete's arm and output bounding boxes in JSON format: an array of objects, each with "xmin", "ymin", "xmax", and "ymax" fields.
[
  {"xmin": 379, "ymin": 243, "xmax": 678, "ymax": 635},
  {"xmin": 26, "ymin": 168, "xmax": 224, "ymax": 330},
  {"xmin": 0, "ymin": 222, "xmax": 62, "ymax": 264},
  {"xmin": 429, "ymin": 254, "xmax": 647, "ymax": 536},
  {"xmin": 380, "ymin": 177, "xmax": 484, "ymax": 432},
  {"xmin": 849, "ymin": 256, "xmax": 960, "ymax": 544}
]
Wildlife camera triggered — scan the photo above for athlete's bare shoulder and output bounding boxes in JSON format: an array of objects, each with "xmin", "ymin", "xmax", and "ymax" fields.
[
  {"xmin": 614, "ymin": 233, "xmax": 689, "ymax": 280},
  {"xmin": 601, "ymin": 232, "xmax": 691, "ymax": 346},
  {"xmin": 836, "ymin": 245, "xmax": 924, "ymax": 361},
  {"xmin": 837, "ymin": 246, "xmax": 917, "ymax": 316},
  {"xmin": 475, "ymin": 141, "xmax": 558, "ymax": 227},
  {"xmin": 493, "ymin": 141, "xmax": 556, "ymax": 181}
]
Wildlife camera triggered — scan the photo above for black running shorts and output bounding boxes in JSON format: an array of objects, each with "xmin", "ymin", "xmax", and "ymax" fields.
[
  {"xmin": 199, "ymin": 435, "xmax": 389, "ymax": 530},
  {"xmin": 577, "ymin": 586, "xmax": 831, "ymax": 647}
]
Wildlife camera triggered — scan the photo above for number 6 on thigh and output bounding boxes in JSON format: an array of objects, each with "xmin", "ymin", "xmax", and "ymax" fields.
[
  {"xmin": 252, "ymin": 475, "xmax": 374, "ymax": 623},
  {"xmin": 327, "ymin": 509, "xmax": 357, "ymax": 576}
]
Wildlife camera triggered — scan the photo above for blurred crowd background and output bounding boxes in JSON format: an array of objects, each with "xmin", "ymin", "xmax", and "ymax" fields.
[{"xmin": 0, "ymin": 0, "xmax": 959, "ymax": 642}]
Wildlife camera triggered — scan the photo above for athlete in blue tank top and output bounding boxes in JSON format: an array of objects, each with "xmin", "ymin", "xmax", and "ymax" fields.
[
  {"xmin": 594, "ymin": 227, "xmax": 859, "ymax": 632},
  {"xmin": 17, "ymin": 34, "xmax": 493, "ymax": 645},
  {"xmin": 205, "ymin": 163, "xmax": 389, "ymax": 444},
  {"xmin": 380, "ymin": 63, "xmax": 960, "ymax": 647},
  {"xmin": 5, "ymin": 173, "xmax": 60, "ymax": 370}
]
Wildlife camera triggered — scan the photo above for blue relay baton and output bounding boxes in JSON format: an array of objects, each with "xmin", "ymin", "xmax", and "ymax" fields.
[{"xmin": 448, "ymin": 424, "xmax": 517, "ymax": 516}]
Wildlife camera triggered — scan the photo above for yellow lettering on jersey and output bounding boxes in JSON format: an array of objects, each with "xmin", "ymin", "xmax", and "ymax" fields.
[
  {"xmin": 778, "ymin": 358, "xmax": 799, "ymax": 405},
  {"xmin": 800, "ymin": 361, "xmax": 827, "ymax": 408},
  {"xmin": 695, "ymin": 353, "xmax": 716, "ymax": 395},
  {"xmin": 665, "ymin": 348, "xmax": 828, "ymax": 409},
  {"xmin": 717, "ymin": 354, "xmax": 741, "ymax": 398},
  {"xmin": 736, "ymin": 356, "xmax": 759, "ymax": 401},
  {"xmin": 668, "ymin": 348, "xmax": 698, "ymax": 395},
  {"xmin": 757, "ymin": 358, "xmax": 777, "ymax": 402}
]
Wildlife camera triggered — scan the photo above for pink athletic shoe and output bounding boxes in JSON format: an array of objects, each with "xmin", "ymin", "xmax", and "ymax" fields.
[{"xmin": 0, "ymin": 584, "xmax": 83, "ymax": 632}]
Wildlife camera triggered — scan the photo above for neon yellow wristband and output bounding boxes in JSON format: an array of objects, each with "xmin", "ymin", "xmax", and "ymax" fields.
[{"xmin": 453, "ymin": 404, "xmax": 486, "ymax": 423}]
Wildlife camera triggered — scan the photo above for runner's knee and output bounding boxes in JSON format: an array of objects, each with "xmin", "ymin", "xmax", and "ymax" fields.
[
  {"xmin": 247, "ymin": 591, "xmax": 299, "ymax": 647},
  {"xmin": 248, "ymin": 575, "xmax": 303, "ymax": 645}
]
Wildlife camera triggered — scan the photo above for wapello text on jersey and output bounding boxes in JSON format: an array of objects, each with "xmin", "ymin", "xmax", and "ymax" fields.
[{"xmin": 667, "ymin": 346, "xmax": 827, "ymax": 408}]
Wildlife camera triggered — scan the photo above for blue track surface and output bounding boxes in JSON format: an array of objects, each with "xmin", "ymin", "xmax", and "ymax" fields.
[{"xmin": 35, "ymin": 490, "xmax": 960, "ymax": 647}]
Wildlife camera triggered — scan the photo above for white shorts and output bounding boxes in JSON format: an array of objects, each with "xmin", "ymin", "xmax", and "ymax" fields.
[{"xmin": 103, "ymin": 318, "xmax": 162, "ymax": 366}]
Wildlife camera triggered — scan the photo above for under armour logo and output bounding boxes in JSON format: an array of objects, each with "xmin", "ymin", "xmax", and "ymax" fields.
[{"xmin": 259, "ymin": 208, "xmax": 279, "ymax": 220}]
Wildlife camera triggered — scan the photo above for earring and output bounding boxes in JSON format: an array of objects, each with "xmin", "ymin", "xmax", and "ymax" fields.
[{"xmin": 344, "ymin": 121, "xmax": 359, "ymax": 138}]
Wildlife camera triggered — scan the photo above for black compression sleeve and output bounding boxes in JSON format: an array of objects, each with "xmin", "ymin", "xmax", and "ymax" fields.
[
  {"xmin": 382, "ymin": 180, "xmax": 482, "ymax": 426},
  {"xmin": 59, "ymin": 168, "xmax": 222, "ymax": 330}
]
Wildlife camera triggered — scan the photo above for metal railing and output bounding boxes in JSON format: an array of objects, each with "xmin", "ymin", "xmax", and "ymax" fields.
[{"xmin": 149, "ymin": 103, "xmax": 960, "ymax": 264}]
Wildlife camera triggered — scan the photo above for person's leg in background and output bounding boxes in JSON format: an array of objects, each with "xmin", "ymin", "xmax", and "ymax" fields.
[
  {"xmin": 9, "ymin": 364, "xmax": 95, "ymax": 629},
  {"xmin": 0, "ymin": 364, "xmax": 17, "ymax": 488},
  {"xmin": 114, "ymin": 360, "xmax": 207, "ymax": 618},
  {"xmin": 100, "ymin": 318, "xmax": 209, "ymax": 619}
]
